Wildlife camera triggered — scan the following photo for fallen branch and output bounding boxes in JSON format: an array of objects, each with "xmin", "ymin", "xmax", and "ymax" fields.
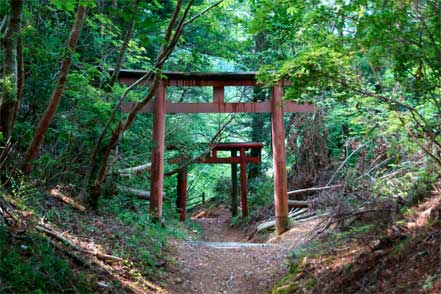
[
  {"xmin": 257, "ymin": 208, "xmax": 309, "ymax": 232},
  {"xmin": 116, "ymin": 184, "xmax": 151, "ymax": 199},
  {"xmin": 288, "ymin": 200, "xmax": 310, "ymax": 208},
  {"xmin": 288, "ymin": 184, "xmax": 342, "ymax": 196},
  {"xmin": 315, "ymin": 208, "xmax": 392, "ymax": 235},
  {"xmin": 117, "ymin": 163, "xmax": 151, "ymax": 175},
  {"xmin": 290, "ymin": 208, "xmax": 308, "ymax": 217},
  {"xmin": 48, "ymin": 189, "xmax": 86, "ymax": 212},
  {"xmin": 327, "ymin": 141, "xmax": 370, "ymax": 186},
  {"xmin": 296, "ymin": 213, "xmax": 329, "ymax": 223},
  {"xmin": 36, "ymin": 225, "xmax": 123, "ymax": 262}
]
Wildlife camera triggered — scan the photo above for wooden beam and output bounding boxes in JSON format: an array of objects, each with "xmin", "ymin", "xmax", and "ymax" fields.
[
  {"xmin": 271, "ymin": 82, "xmax": 289, "ymax": 235},
  {"xmin": 212, "ymin": 142, "xmax": 263, "ymax": 150},
  {"xmin": 202, "ymin": 156, "xmax": 260, "ymax": 164},
  {"xmin": 121, "ymin": 101, "xmax": 315, "ymax": 114},
  {"xmin": 168, "ymin": 156, "xmax": 261, "ymax": 165},
  {"xmin": 113, "ymin": 70, "xmax": 294, "ymax": 87},
  {"xmin": 149, "ymin": 82, "xmax": 166, "ymax": 219}
]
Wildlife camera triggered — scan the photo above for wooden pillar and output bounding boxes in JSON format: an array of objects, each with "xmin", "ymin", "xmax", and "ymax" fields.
[
  {"xmin": 178, "ymin": 168, "xmax": 187, "ymax": 221},
  {"xmin": 271, "ymin": 82, "xmax": 288, "ymax": 234},
  {"xmin": 240, "ymin": 147, "xmax": 248, "ymax": 217},
  {"xmin": 231, "ymin": 149, "xmax": 238, "ymax": 217},
  {"xmin": 176, "ymin": 171, "xmax": 182, "ymax": 213},
  {"xmin": 150, "ymin": 82, "xmax": 166, "ymax": 219},
  {"xmin": 213, "ymin": 86, "xmax": 224, "ymax": 104}
]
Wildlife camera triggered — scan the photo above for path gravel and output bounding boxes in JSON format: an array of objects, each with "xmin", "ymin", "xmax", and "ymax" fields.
[{"xmin": 166, "ymin": 206, "xmax": 318, "ymax": 294}]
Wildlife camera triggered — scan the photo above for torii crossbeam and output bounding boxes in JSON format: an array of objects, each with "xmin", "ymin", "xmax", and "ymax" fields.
[{"xmin": 117, "ymin": 70, "xmax": 315, "ymax": 234}]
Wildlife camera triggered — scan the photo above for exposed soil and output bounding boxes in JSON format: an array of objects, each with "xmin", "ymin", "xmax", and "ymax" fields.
[
  {"xmin": 165, "ymin": 205, "xmax": 319, "ymax": 294},
  {"xmin": 272, "ymin": 192, "xmax": 441, "ymax": 294}
]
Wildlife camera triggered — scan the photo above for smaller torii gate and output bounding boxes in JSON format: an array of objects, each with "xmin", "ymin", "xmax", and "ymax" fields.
[
  {"xmin": 171, "ymin": 142, "xmax": 263, "ymax": 221},
  {"xmin": 118, "ymin": 70, "xmax": 315, "ymax": 234}
]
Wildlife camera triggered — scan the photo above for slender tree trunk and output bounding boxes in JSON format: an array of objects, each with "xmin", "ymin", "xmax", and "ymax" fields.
[
  {"xmin": 85, "ymin": 0, "xmax": 195, "ymax": 208},
  {"xmin": 248, "ymin": 33, "xmax": 267, "ymax": 181},
  {"xmin": 11, "ymin": 37, "xmax": 24, "ymax": 129},
  {"xmin": 248, "ymin": 87, "xmax": 266, "ymax": 181},
  {"xmin": 0, "ymin": 0, "xmax": 24, "ymax": 140},
  {"xmin": 21, "ymin": 5, "xmax": 87, "ymax": 175},
  {"xmin": 109, "ymin": 19, "xmax": 136, "ymax": 87}
]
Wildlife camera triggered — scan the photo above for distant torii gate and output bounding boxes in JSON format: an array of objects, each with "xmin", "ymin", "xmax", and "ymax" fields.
[
  {"xmin": 169, "ymin": 142, "xmax": 264, "ymax": 221},
  {"xmin": 118, "ymin": 70, "xmax": 315, "ymax": 234}
]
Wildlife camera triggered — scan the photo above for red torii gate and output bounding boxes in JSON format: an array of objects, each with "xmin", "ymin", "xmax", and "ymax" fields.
[
  {"xmin": 118, "ymin": 70, "xmax": 315, "ymax": 234},
  {"xmin": 170, "ymin": 142, "xmax": 264, "ymax": 221}
]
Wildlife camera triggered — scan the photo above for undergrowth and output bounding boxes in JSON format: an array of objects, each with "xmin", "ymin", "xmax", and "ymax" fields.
[
  {"xmin": 0, "ymin": 226, "xmax": 92, "ymax": 293},
  {"xmin": 100, "ymin": 193, "xmax": 186, "ymax": 276}
]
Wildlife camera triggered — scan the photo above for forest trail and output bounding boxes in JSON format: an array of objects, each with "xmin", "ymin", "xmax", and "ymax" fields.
[{"xmin": 165, "ymin": 205, "xmax": 319, "ymax": 294}]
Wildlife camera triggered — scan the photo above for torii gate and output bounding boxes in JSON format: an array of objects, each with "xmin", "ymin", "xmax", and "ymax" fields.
[
  {"xmin": 118, "ymin": 70, "xmax": 314, "ymax": 234},
  {"xmin": 169, "ymin": 142, "xmax": 264, "ymax": 221}
]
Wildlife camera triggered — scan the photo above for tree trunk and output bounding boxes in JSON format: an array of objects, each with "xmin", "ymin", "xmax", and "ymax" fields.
[
  {"xmin": 248, "ymin": 33, "xmax": 267, "ymax": 181},
  {"xmin": 248, "ymin": 87, "xmax": 266, "ymax": 181},
  {"xmin": 85, "ymin": 0, "xmax": 194, "ymax": 209},
  {"xmin": 21, "ymin": 5, "xmax": 87, "ymax": 175},
  {"xmin": 0, "ymin": 0, "xmax": 24, "ymax": 140},
  {"xmin": 11, "ymin": 37, "xmax": 24, "ymax": 129},
  {"xmin": 109, "ymin": 19, "xmax": 136, "ymax": 87}
]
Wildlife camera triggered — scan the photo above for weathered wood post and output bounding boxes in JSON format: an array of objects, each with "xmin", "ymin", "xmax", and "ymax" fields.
[
  {"xmin": 231, "ymin": 149, "xmax": 238, "ymax": 217},
  {"xmin": 178, "ymin": 168, "xmax": 187, "ymax": 221},
  {"xmin": 271, "ymin": 82, "xmax": 288, "ymax": 234},
  {"xmin": 150, "ymin": 82, "xmax": 166, "ymax": 219},
  {"xmin": 176, "ymin": 170, "xmax": 182, "ymax": 213},
  {"xmin": 240, "ymin": 147, "xmax": 248, "ymax": 217}
]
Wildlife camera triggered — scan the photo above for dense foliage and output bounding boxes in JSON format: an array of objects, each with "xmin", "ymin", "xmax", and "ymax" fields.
[{"xmin": 0, "ymin": 0, "xmax": 439, "ymax": 292}]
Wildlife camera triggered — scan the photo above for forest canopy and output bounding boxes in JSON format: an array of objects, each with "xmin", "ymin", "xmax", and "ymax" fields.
[{"xmin": 0, "ymin": 0, "xmax": 440, "ymax": 293}]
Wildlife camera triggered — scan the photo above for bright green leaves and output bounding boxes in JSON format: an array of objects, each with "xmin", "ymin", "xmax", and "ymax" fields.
[
  {"xmin": 258, "ymin": 46, "xmax": 353, "ymax": 102},
  {"xmin": 49, "ymin": 0, "xmax": 76, "ymax": 12},
  {"xmin": 50, "ymin": 0, "xmax": 95, "ymax": 12}
]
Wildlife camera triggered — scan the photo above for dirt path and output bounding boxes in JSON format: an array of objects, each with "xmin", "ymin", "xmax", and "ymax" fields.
[{"xmin": 166, "ymin": 206, "xmax": 318, "ymax": 294}]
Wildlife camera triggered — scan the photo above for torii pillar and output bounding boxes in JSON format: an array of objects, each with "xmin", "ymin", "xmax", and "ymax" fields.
[
  {"xmin": 149, "ymin": 82, "xmax": 166, "ymax": 219},
  {"xmin": 271, "ymin": 82, "xmax": 288, "ymax": 234}
]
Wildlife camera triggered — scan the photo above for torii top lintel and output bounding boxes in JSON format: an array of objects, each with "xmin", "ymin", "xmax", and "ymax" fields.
[{"xmin": 116, "ymin": 69, "xmax": 315, "ymax": 114}]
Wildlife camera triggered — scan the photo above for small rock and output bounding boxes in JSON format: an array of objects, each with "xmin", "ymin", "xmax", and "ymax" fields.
[
  {"xmin": 244, "ymin": 271, "xmax": 253, "ymax": 278},
  {"xmin": 175, "ymin": 277, "xmax": 183, "ymax": 284}
]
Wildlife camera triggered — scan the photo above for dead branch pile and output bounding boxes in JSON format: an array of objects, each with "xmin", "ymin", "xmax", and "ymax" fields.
[
  {"xmin": 288, "ymin": 137, "xmax": 435, "ymax": 237},
  {"xmin": 287, "ymin": 111, "xmax": 329, "ymax": 193},
  {"xmin": 256, "ymin": 208, "xmax": 323, "ymax": 232}
]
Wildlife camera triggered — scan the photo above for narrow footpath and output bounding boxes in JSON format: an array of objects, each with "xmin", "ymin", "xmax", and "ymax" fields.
[{"xmin": 166, "ymin": 206, "xmax": 318, "ymax": 294}]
